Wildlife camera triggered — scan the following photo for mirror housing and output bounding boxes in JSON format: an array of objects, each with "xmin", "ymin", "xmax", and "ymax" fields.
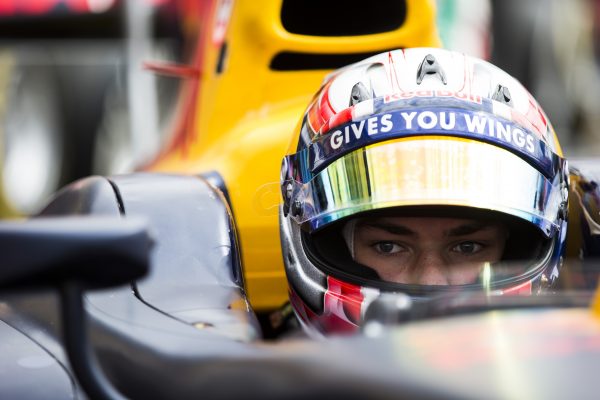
[
  {"xmin": 0, "ymin": 216, "xmax": 152, "ymax": 290},
  {"xmin": 0, "ymin": 216, "xmax": 153, "ymax": 400}
]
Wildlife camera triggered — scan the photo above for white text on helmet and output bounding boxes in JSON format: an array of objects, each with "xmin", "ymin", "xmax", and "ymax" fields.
[
  {"xmin": 328, "ymin": 110, "xmax": 537, "ymax": 155},
  {"xmin": 464, "ymin": 114, "xmax": 535, "ymax": 153},
  {"xmin": 330, "ymin": 114, "xmax": 393, "ymax": 149}
]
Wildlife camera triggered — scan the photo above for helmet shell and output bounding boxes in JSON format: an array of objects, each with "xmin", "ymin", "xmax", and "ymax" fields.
[{"xmin": 280, "ymin": 48, "xmax": 569, "ymax": 335}]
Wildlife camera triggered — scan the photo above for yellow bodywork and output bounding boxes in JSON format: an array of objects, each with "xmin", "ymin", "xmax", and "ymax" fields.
[
  {"xmin": 0, "ymin": 52, "xmax": 18, "ymax": 217},
  {"xmin": 149, "ymin": 0, "xmax": 442, "ymax": 310}
]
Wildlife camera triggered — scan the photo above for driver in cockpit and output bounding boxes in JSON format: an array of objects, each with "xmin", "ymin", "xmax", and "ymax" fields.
[{"xmin": 279, "ymin": 48, "xmax": 571, "ymax": 335}]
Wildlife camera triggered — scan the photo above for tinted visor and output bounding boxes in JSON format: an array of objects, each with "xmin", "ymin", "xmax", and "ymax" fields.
[{"xmin": 288, "ymin": 137, "xmax": 564, "ymax": 238}]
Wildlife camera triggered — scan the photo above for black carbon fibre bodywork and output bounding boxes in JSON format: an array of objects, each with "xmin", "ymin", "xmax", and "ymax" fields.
[
  {"xmin": 3, "ymin": 168, "xmax": 600, "ymax": 399},
  {"xmin": 2, "ymin": 172, "xmax": 261, "ymax": 398}
]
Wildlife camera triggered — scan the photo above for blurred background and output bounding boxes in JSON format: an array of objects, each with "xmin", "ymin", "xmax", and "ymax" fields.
[
  {"xmin": 438, "ymin": 0, "xmax": 600, "ymax": 159},
  {"xmin": 0, "ymin": 0, "xmax": 197, "ymax": 216},
  {"xmin": 0, "ymin": 0, "xmax": 598, "ymax": 216}
]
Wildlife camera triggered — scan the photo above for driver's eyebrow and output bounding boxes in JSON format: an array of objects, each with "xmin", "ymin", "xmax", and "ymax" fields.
[
  {"xmin": 446, "ymin": 222, "xmax": 489, "ymax": 237},
  {"xmin": 359, "ymin": 221, "xmax": 495, "ymax": 237},
  {"xmin": 360, "ymin": 222, "xmax": 416, "ymax": 236}
]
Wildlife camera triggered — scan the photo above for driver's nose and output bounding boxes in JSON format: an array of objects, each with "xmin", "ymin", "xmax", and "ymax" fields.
[{"xmin": 411, "ymin": 251, "xmax": 450, "ymax": 285}]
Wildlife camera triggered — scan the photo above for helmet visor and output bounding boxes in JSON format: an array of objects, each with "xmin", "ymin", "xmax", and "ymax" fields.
[{"xmin": 288, "ymin": 137, "xmax": 564, "ymax": 237}]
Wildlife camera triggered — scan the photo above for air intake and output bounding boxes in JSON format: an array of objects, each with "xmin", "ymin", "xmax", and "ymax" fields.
[
  {"xmin": 281, "ymin": 0, "xmax": 407, "ymax": 37},
  {"xmin": 270, "ymin": 50, "xmax": 398, "ymax": 71}
]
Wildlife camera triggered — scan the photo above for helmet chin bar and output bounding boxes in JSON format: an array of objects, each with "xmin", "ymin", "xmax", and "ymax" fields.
[
  {"xmin": 282, "ymin": 197, "xmax": 565, "ymax": 336},
  {"xmin": 279, "ymin": 205, "xmax": 328, "ymax": 314}
]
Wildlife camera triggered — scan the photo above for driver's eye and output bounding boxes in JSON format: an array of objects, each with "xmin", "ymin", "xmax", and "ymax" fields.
[
  {"xmin": 374, "ymin": 242, "xmax": 403, "ymax": 254},
  {"xmin": 452, "ymin": 241, "xmax": 482, "ymax": 254}
]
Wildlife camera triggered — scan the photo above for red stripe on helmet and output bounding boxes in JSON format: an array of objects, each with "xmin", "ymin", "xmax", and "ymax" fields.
[
  {"xmin": 502, "ymin": 280, "xmax": 533, "ymax": 296},
  {"xmin": 325, "ymin": 276, "xmax": 364, "ymax": 325},
  {"xmin": 318, "ymin": 83, "xmax": 336, "ymax": 124},
  {"xmin": 307, "ymin": 101, "xmax": 324, "ymax": 138},
  {"xmin": 319, "ymin": 107, "xmax": 353, "ymax": 135}
]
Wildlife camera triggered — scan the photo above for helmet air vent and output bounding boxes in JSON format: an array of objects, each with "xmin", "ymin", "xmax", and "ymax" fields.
[
  {"xmin": 416, "ymin": 54, "xmax": 447, "ymax": 85},
  {"xmin": 349, "ymin": 82, "xmax": 371, "ymax": 106},
  {"xmin": 492, "ymin": 84, "xmax": 513, "ymax": 106}
]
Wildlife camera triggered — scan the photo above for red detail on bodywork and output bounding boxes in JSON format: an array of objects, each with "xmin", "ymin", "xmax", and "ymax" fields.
[
  {"xmin": 146, "ymin": 0, "xmax": 215, "ymax": 162},
  {"xmin": 0, "ymin": 0, "xmax": 117, "ymax": 15},
  {"xmin": 143, "ymin": 61, "xmax": 199, "ymax": 79},
  {"xmin": 0, "ymin": 0, "xmax": 62, "ymax": 14},
  {"xmin": 144, "ymin": 0, "xmax": 170, "ymax": 5}
]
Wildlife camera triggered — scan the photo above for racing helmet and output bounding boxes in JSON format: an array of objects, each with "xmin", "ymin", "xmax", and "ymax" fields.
[{"xmin": 279, "ymin": 48, "xmax": 569, "ymax": 336}]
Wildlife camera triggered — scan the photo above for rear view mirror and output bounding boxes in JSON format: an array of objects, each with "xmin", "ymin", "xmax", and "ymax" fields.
[
  {"xmin": 0, "ymin": 216, "xmax": 152, "ymax": 290},
  {"xmin": 0, "ymin": 216, "xmax": 153, "ymax": 400}
]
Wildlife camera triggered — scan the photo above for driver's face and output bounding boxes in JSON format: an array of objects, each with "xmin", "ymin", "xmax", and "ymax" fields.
[{"xmin": 353, "ymin": 217, "xmax": 508, "ymax": 285}]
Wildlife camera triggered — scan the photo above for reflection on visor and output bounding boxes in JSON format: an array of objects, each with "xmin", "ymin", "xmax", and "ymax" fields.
[
  {"xmin": 289, "ymin": 137, "xmax": 564, "ymax": 236},
  {"xmin": 481, "ymin": 261, "xmax": 536, "ymax": 290},
  {"xmin": 366, "ymin": 258, "xmax": 551, "ymax": 294},
  {"xmin": 375, "ymin": 261, "xmax": 538, "ymax": 288}
]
